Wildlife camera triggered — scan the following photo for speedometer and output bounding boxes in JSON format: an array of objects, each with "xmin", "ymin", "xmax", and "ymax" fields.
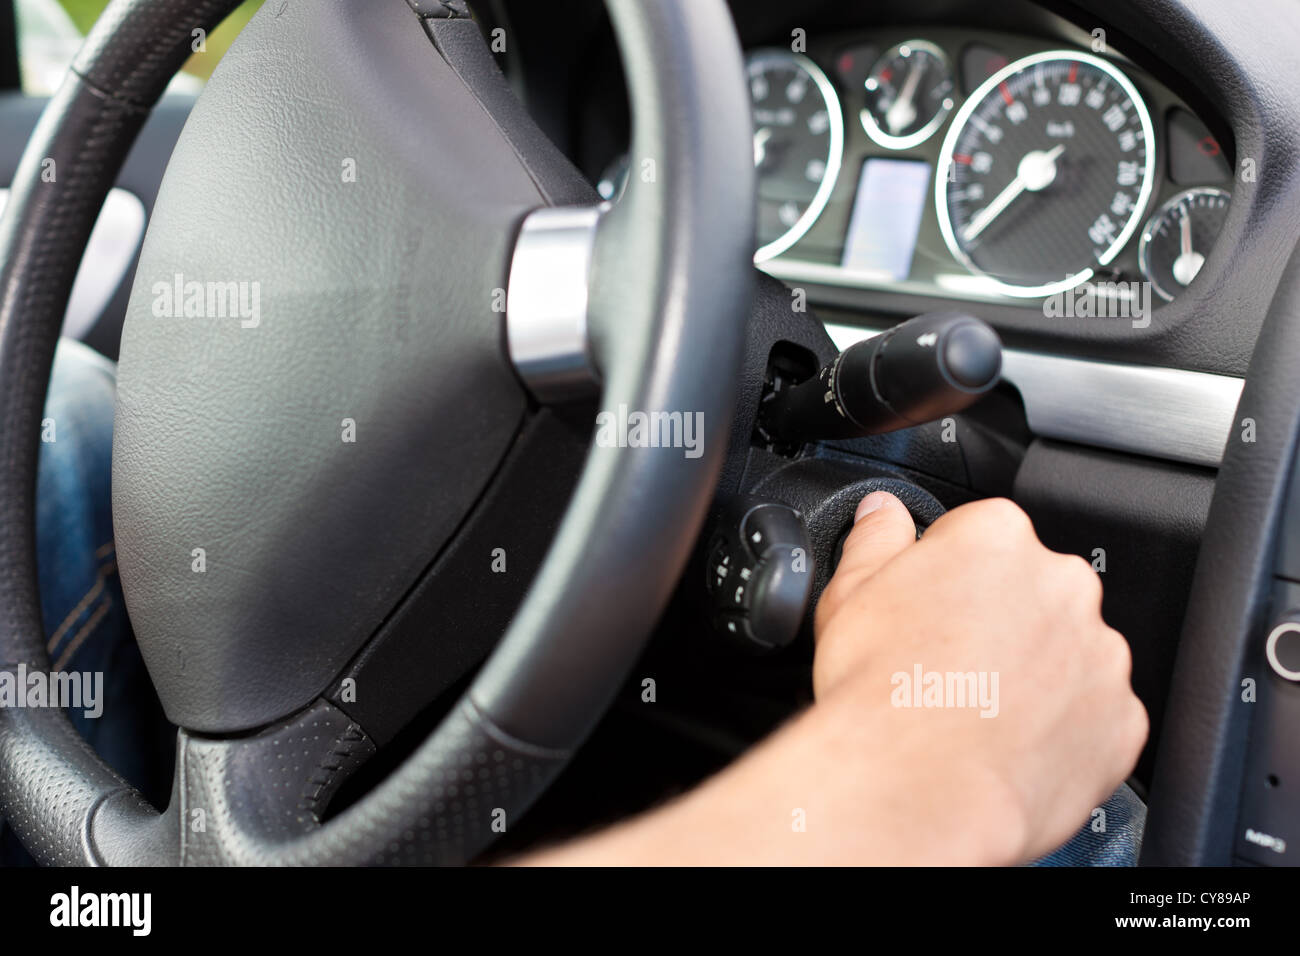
[
  {"xmin": 936, "ymin": 51, "xmax": 1155, "ymax": 297},
  {"xmin": 748, "ymin": 50, "xmax": 844, "ymax": 263}
]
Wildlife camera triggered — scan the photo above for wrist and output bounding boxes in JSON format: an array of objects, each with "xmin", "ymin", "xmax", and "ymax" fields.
[
  {"xmin": 805, "ymin": 680, "xmax": 1032, "ymax": 866},
  {"xmin": 512, "ymin": 691, "xmax": 1030, "ymax": 866},
  {"xmin": 621, "ymin": 697, "xmax": 1026, "ymax": 866}
]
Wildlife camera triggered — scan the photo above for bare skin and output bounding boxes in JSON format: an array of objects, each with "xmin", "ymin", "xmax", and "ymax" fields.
[{"xmin": 517, "ymin": 492, "xmax": 1148, "ymax": 866}]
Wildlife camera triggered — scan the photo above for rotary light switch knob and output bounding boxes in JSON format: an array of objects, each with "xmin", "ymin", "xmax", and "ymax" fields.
[{"xmin": 707, "ymin": 500, "xmax": 814, "ymax": 651}]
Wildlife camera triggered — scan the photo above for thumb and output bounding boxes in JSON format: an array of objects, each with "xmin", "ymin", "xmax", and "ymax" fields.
[{"xmin": 835, "ymin": 491, "xmax": 918, "ymax": 584}]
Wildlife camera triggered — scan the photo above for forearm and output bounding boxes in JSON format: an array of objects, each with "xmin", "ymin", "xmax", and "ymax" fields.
[{"xmin": 511, "ymin": 688, "xmax": 1024, "ymax": 867}]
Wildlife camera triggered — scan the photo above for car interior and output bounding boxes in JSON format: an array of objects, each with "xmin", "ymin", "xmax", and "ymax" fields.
[{"xmin": 0, "ymin": 0, "xmax": 1298, "ymax": 868}]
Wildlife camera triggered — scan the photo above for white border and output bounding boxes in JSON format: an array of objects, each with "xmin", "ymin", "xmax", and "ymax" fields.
[
  {"xmin": 1137, "ymin": 186, "xmax": 1231, "ymax": 302},
  {"xmin": 933, "ymin": 50, "xmax": 1157, "ymax": 298},
  {"xmin": 859, "ymin": 40, "xmax": 956, "ymax": 151},
  {"xmin": 750, "ymin": 50, "xmax": 845, "ymax": 264},
  {"xmin": 1266, "ymin": 622, "xmax": 1300, "ymax": 682}
]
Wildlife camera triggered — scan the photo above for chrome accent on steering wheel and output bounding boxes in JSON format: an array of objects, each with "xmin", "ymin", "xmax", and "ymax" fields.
[{"xmin": 506, "ymin": 204, "xmax": 605, "ymax": 402}]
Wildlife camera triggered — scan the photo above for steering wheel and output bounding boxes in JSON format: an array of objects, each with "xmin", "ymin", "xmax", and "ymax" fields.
[{"xmin": 0, "ymin": 0, "xmax": 753, "ymax": 864}]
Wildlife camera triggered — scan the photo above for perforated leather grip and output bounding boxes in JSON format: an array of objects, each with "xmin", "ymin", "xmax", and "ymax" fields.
[{"xmin": 0, "ymin": 0, "xmax": 242, "ymax": 866}]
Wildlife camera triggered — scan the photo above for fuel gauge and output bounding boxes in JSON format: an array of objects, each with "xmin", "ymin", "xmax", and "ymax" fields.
[
  {"xmin": 1138, "ymin": 188, "xmax": 1231, "ymax": 302},
  {"xmin": 861, "ymin": 40, "xmax": 955, "ymax": 150}
]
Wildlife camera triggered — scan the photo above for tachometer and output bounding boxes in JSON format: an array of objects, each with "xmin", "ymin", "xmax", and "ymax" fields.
[
  {"xmin": 936, "ymin": 51, "xmax": 1155, "ymax": 297},
  {"xmin": 748, "ymin": 50, "xmax": 844, "ymax": 262},
  {"xmin": 860, "ymin": 40, "xmax": 955, "ymax": 150}
]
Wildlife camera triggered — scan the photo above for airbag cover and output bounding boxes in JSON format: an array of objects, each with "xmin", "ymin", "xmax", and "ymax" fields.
[{"xmin": 112, "ymin": 0, "xmax": 535, "ymax": 732}]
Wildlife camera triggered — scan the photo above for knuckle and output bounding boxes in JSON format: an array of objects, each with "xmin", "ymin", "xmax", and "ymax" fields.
[
  {"xmin": 1059, "ymin": 553, "xmax": 1104, "ymax": 603},
  {"xmin": 1129, "ymin": 697, "xmax": 1151, "ymax": 748},
  {"xmin": 1119, "ymin": 695, "xmax": 1150, "ymax": 756},
  {"xmin": 1099, "ymin": 626, "xmax": 1134, "ymax": 683},
  {"xmin": 1115, "ymin": 634, "xmax": 1135, "ymax": 683},
  {"xmin": 975, "ymin": 497, "xmax": 1033, "ymax": 535},
  {"xmin": 948, "ymin": 497, "xmax": 1034, "ymax": 545}
]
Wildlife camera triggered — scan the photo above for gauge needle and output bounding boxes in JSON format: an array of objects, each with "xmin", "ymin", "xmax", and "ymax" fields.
[
  {"xmin": 961, "ymin": 144, "xmax": 1065, "ymax": 243},
  {"xmin": 1172, "ymin": 208, "xmax": 1205, "ymax": 286},
  {"xmin": 885, "ymin": 60, "xmax": 923, "ymax": 134},
  {"xmin": 753, "ymin": 126, "xmax": 773, "ymax": 166}
]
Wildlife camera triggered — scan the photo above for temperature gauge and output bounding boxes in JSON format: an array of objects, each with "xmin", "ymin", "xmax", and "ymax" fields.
[
  {"xmin": 1138, "ymin": 187, "xmax": 1231, "ymax": 302},
  {"xmin": 861, "ymin": 40, "xmax": 955, "ymax": 150}
]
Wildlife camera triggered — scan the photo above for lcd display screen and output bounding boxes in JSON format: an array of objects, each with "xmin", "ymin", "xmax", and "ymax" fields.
[{"xmin": 841, "ymin": 158, "xmax": 931, "ymax": 281}]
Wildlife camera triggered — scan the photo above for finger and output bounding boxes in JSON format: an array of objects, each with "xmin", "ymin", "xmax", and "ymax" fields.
[{"xmin": 835, "ymin": 491, "xmax": 918, "ymax": 585}]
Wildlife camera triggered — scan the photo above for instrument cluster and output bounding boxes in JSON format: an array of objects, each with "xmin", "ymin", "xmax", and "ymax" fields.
[{"xmin": 746, "ymin": 28, "xmax": 1233, "ymax": 309}]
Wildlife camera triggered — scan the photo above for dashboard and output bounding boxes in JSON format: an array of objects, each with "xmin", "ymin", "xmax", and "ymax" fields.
[
  {"xmin": 746, "ymin": 30, "xmax": 1232, "ymax": 312},
  {"xmin": 497, "ymin": 0, "xmax": 1300, "ymax": 391},
  {"xmin": 580, "ymin": 23, "xmax": 1233, "ymax": 316},
  {"xmin": 484, "ymin": 0, "xmax": 1300, "ymax": 474}
]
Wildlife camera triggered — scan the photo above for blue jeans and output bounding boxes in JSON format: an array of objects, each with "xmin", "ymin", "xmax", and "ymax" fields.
[
  {"xmin": 2, "ymin": 340, "xmax": 1146, "ymax": 865},
  {"xmin": 0, "ymin": 340, "xmax": 173, "ymax": 865},
  {"xmin": 1033, "ymin": 783, "xmax": 1146, "ymax": 866}
]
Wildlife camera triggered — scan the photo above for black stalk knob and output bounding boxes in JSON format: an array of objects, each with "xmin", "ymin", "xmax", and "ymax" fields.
[{"xmin": 762, "ymin": 312, "xmax": 1002, "ymax": 442}]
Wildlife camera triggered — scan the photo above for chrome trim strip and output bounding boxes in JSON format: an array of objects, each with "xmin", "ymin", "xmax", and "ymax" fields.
[
  {"xmin": 760, "ymin": 257, "xmax": 1023, "ymax": 305},
  {"xmin": 506, "ymin": 205, "xmax": 604, "ymax": 402},
  {"xmin": 825, "ymin": 322, "xmax": 1242, "ymax": 467}
]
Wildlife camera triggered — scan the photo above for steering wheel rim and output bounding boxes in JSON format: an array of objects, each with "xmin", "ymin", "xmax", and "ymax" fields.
[
  {"xmin": 0, "ymin": 0, "xmax": 755, "ymax": 865},
  {"xmin": 1142, "ymin": 244, "xmax": 1300, "ymax": 865}
]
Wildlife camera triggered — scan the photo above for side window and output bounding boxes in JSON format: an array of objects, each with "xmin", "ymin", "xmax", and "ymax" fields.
[{"xmin": 17, "ymin": 0, "xmax": 264, "ymax": 95}]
